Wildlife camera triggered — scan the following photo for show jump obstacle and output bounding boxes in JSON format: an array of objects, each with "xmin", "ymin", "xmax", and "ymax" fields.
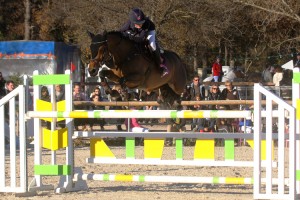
[{"xmin": 1, "ymin": 65, "xmax": 300, "ymax": 199}]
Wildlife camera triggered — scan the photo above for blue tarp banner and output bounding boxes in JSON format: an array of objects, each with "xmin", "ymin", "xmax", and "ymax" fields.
[
  {"xmin": 0, "ymin": 41, "xmax": 81, "ymax": 81},
  {"xmin": 0, "ymin": 41, "xmax": 55, "ymax": 55}
]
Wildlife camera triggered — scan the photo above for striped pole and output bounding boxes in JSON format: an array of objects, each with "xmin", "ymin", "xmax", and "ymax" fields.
[
  {"xmin": 27, "ymin": 110, "xmax": 252, "ymax": 119},
  {"xmin": 74, "ymin": 173, "xmax": 254, "ymax": 184},
  {"xmin": 73, "ymin": 173, "xmax": 288, "ymax": 185}
]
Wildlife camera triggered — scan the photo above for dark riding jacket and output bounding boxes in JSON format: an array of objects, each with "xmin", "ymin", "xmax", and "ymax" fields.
[{"xmin": 120, "ymin": 18, "xmax": 155, "ymax": 43}]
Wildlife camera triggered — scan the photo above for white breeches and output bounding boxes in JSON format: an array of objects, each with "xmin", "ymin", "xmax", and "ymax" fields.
[{"xmin": 147, "ymin": 30, "xmax": 156, "ymax": 51}]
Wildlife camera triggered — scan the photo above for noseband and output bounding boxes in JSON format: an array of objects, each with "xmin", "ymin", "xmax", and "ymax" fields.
[{"xmin": 89, "ymin": 40, "xmax": 113, "ymax": 67}]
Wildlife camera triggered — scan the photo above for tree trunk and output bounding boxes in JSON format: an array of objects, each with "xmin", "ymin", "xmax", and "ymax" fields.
[
  {"xmin": 200, "ymin": 47, "xmax": 208, "ymax": 81},
  {"xmin": 24, "ymin": 0, "xmax": 30, "ymax": 40},
  {"xmin": 193, "ymin": 45, "xmax": 198, "ymax": 73},
  {"xmin": 229, "ymin": 50, "xmax": 234, "ymax": 67},
  {"xmin": 224, "ymin": 45, "xmax": 228, "ymax": 66},
  {"xmin": 218, "ymin": 39, "xmax": 222, "ymax": 56},
  {"xmin": 201, "ymin": 56, "xmax": 208, "ymax": 81}
]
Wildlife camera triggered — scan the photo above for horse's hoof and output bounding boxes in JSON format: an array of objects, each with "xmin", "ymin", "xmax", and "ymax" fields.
[
  {"xmin": 99, "ymin": 76, "xmax": 106, "ymax": 82},
  {"xmin": 174, "ymin": 99, "xmax": 181, "ymax": 105},
  {"xmin": 100, "ymin": 82, "xmax": 107, "ymax": 86},
  {"xmin": 157, "ymin": 99, "xmax": 163, "ymax": 104},
  {"xmin": 119, "ymin": 77, "xmax": 127, "ymax": 86}
]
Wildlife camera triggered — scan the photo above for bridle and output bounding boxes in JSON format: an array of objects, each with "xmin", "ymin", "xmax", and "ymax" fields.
[{"xmin": 89, "ymin": 40, "xmax": 114, "ymax": 67}]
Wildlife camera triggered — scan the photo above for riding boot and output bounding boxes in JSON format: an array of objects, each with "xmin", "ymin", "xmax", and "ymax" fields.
[{"xmin": 154, "ymin": 48, "xmax": 169, "ymax": 77}]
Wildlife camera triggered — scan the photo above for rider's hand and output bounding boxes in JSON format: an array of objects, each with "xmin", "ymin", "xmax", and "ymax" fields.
[
  {"xmin": 125, "ymin": 30, "xmax": 135, "ymax": 39},
  {"xmin": 126, "ymin": 30, "xmax": 133, "ymax": 35}
]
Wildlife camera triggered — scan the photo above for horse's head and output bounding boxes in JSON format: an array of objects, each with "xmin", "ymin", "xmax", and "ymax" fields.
[{"xmin": 87, "ymin": 31, "xmax": 114, "ymax": 77}]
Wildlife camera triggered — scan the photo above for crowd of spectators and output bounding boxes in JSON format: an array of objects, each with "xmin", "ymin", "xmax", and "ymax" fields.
[
  {"xmin": 4, "ymin": 51, "xmax": 299, "ymax": 134},
  {"xmin": 64, "ymin": 73, "xmax": 246, "ymax": 134}
]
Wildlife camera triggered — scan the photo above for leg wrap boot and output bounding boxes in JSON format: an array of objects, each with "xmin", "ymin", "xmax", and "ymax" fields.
[{"xmin": 154, "ymin": 47, "xmax": 169, "ymax": 77}]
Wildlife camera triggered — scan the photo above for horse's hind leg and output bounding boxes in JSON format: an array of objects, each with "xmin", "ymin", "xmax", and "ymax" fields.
[
  {"xmin": 158, "ymin": 84, "xmax": 180, "ymax": 109},
  {"xmin": 100, "ymin": 69, "xmax": 121, "ymax": 83}
]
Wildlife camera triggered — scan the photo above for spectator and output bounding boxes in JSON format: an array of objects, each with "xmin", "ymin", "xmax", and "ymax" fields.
[
  {"xmin": 166, "ymin": 104, "xmax": 186, "ymax": 146},
  {"xmin": 221, "ymin": 81, "xmax": 240, "ymax": 131},
  {"xmin": 55, "ymin": 84, "xmax": 65, "ymax": 101},
  {"xmin": 295, "ymin": 52, "xmax": 300, "ymax": 68},
  {"xmin": 108, "ymin": 86, "xmax": 124, "ymax": 131},
  {"xmin": 141, "ymin": 90, "xmax": 158, "ymax": 108},
  {"xmin": 273, "ymin": 65, "xmax": 283, "ymax": 96},
  {"xmin": 73, "ymin": 83, "xmax": 89, "ymax": 131},
  {"xmin": 40, "ymin": 86, "xmax": 51, "ymax": 129},
  {"xmin": 212, "ymin": 56, "xmax": 222, "ymax": 82},
  {"xmin": 1, "ymin": 80, "xmax": 16, "ymax": 121},
  {"xmin": 124, "ymin": 113, "xmax": 149, "ymax": 132},
  {"xmin": 192, "ymin": 94, "xmax": 207, "ymax": 132},
  {"xmin": 110, "ymin": 84, "xmax": 123, "ymax": 101},
  {"xmin": 0, "ymin": 80, "xmax": 15, "ymax": 98},
  {"xmin": 94, "ymin": 85, "xmax": 108, "ymax": 101},
  {"xmin": 124, "ymin": 96, "xmax": 149, "ymax": 145},
  {"xmin": 41, "ymin": 86, "xmax": 50, "ymax": 101},
  {"xmin": 55, "ymin": 84, "xmax": 65, "ymax": 128},
  {"xmin": 73, "ymin": 83, "xmax": 87, "ymax": 103},
  {"xmin": 0, "ymin": 71, "xmax": 6, "ymax": 93},
  {"xmin": 190, "ymin": 75, "xmax": 205, "ymax": 100},
  {"xmin": 261, "ymin": 65, "xmax": 274, "ymax": 83},
  {"xmin": 89, "ymin": 86, "xmax": 102, "ymax": 101},
  {"xmin": 221, "ymin": 81, "xmax": 240, "ymax": 109},
  {"xmin": 120, "ymin": 88, "xmax": 130, "ymax": 102},
  {"xmin": 124, "ymin": 99, "xmax": 149, "ymax": 133},
  {"xmin": 181, "ymin": 85, "xmax": 191, "ymax": 101},
  {"xmin": 180, "ymin": 85, "xmax": 192, "ymax": 110},
  {"xmin": 89, "ymin": 94, "xmax": 105, "ymax": 130},
  {"xmin": 141, "ymin": 90, "xmax": 158, "ymax": 123},
  {"xmin": 207, "ymin": 83, "xmax": 222, "ymax": 132}
]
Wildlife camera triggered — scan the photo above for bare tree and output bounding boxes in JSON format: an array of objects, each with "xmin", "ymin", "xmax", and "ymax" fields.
[
  {"xmin": 24, "ymin": 0, "xmax": 31, "ymax": 40},
  {"xmin": 234, "ymin": 0, "xmax": 300, "ymax": 50}
]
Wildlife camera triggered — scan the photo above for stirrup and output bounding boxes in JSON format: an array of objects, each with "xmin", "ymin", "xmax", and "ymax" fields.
[
  {"xmin": 161, "ymin": 65, "xmax": 169, "ymax": 77},
  {"xmin": 161, "ymin": 70, "xmax": 168, "ymax": 77}
]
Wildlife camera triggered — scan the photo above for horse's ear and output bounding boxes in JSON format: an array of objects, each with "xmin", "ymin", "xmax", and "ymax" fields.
[{"xmin": 87, "ymin": 31, "xmax": 95, "ymax": 39}]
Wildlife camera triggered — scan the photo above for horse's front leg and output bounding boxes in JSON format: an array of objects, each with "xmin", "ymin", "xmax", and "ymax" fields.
[
  {"xmin": 122, "ymin": 73, "xmax": 146, "ymax": 89},
  {"xmin": 100, "ymin": 69, "xmax": 121, "ymax": 83}
]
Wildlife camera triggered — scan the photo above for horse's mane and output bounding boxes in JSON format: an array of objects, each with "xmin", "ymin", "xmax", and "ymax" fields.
[
  {"xmin": 104, "ymin": 30, "xmax": 128, "ymax": 41},
  {"xmin": 91, "ymin": 31, "xmax": 126, "ymax": 45}
]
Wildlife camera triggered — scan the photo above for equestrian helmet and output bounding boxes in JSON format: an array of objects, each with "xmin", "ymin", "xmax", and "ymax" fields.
[{"xmin": 129, "ymin": 8, "xmax": 145, "ymax": 25}]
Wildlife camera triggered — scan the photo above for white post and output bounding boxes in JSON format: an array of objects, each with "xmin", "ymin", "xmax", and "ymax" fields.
[
  {"xmin": 50, "ymin": 84, "xmax": 57, "ymax": 165},
  {"xmin": 292, "ymin": 67, "xmax": 300, "ymax": 195},
  {"xmin": 64, "ymin": 70, "xmax": 74, "ymax": 192},
  {"xmin": 19, "ymin": 85, "xmax": 27, "ymax": 192},
  {"xmin": 253, "ymin": 83, "xmax": 262, "ymax": 198},
  {"xmin": 33, "ymin": 70, "xmax": 42, "ymax": 187},
  {"xmin": 265, "ymin": 94, "xmax": 273, "ymax": 194}
]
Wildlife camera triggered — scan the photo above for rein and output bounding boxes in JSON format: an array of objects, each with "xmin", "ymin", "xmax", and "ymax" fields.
[
  {"xmin": 91, "ymin": 40, "xmax": 107, "ymax": 45},
  {"xmin": 90, "ymin": 40, "xmax": 112, "ymax": 66},
  {"xmin": 90, "ymin": 34, "xmax": 145, "ymax": 69}
]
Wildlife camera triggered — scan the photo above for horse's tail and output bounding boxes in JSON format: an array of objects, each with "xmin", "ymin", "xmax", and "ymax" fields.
[{"xmin": 167, "ymin": 50, "xmax": 188, "ymax": 82}]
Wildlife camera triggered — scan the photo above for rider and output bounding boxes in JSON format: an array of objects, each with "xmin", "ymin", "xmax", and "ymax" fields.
[{"xmin": 120, "ymin": 8, "xmax": 169, "ymax": 77}]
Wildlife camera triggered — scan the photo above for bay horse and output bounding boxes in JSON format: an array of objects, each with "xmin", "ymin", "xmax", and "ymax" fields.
[{"xmin": 87, "ymin": 31, "xmax": 187, "ymax": 108}]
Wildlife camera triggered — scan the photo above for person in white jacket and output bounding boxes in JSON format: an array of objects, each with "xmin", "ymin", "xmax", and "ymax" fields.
[{"xmin": 273, "ymin": 66, "xmax": 283, "ymax": 96}]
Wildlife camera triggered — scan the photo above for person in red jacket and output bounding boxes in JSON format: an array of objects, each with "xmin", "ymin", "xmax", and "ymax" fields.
[{"xmin": 212, "ymin": 56, "xmax": 222, "ymax": 82}]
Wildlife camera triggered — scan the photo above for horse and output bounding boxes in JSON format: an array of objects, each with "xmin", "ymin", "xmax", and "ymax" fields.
[{"xmin": 87, "ymin": 30, "xmax": 187, "ymax": 108}]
